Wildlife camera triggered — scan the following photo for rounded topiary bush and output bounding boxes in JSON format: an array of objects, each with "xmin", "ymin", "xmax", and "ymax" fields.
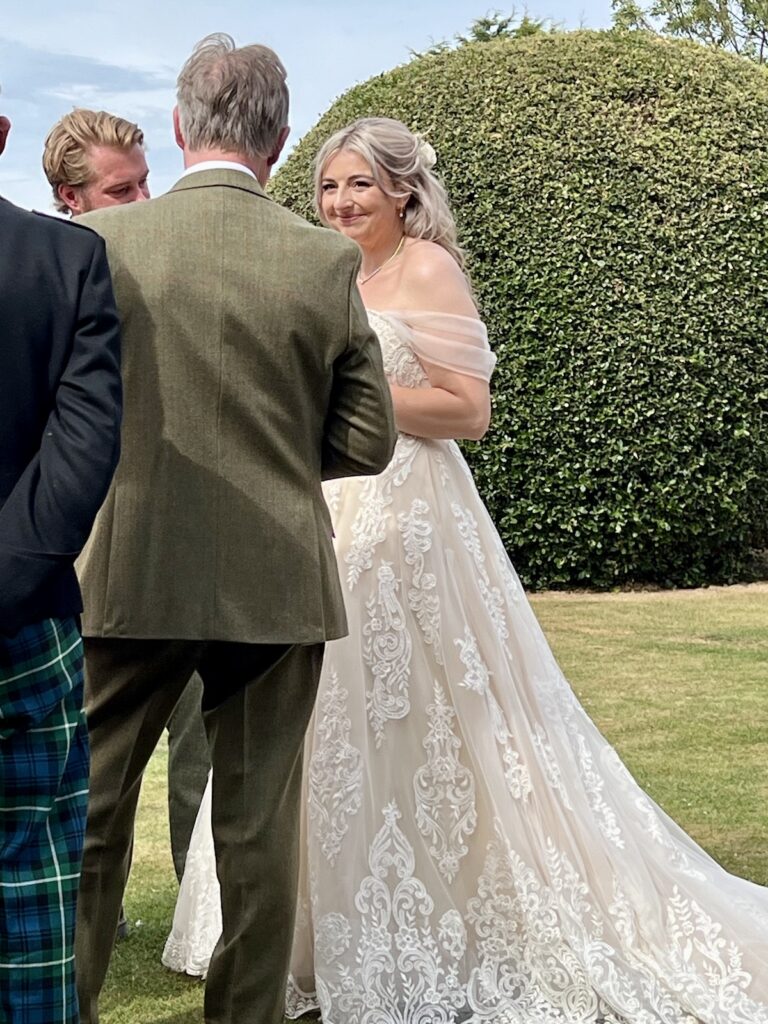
[{"xmin": 273, "ymin": 30, "xmax": 768, "ymax": 589}]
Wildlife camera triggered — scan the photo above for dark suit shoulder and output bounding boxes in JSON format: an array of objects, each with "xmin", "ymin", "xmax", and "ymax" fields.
[
  {"xmin": 0, "ymin": 199, "xmax": 101, "ymax": 257},
  {"xmin": 32, "ymin": 208, "xmax": 93, "ymax": 231},
  {"xmin": 37, "ymin": 210, "xmax": 105, "ymax": 248}
]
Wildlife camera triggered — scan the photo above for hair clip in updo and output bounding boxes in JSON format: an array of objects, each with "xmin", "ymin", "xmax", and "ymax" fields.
[{"xmin": 415, "ymin": 134, "xmax": 437, "ymax": 170}]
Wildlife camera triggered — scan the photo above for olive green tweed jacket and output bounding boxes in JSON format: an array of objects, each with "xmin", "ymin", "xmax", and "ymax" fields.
[{"xmin": 77, "ymin": 169, "xmax": 395, "ymax": 642}]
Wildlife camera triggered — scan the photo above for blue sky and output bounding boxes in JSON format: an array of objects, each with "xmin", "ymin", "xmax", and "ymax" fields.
[{"xmin": 0, "ymin": 1, "xmax": 613, "ymax": 211}]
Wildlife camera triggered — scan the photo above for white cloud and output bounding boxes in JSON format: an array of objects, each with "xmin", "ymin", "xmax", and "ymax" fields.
[{"xmin": 41, "ymin": 86, "xmax": 176, "ymax": 118}]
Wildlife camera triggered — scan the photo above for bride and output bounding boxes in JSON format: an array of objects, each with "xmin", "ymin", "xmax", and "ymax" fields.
[{"xmin": 164, "ymin": 117, "xmax": 768, "ymax": 1023}]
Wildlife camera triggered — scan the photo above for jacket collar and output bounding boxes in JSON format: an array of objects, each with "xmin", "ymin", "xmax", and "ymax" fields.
[{"xmin": 169, "ymin": 168, "xmax": 271, "ymax": 201}]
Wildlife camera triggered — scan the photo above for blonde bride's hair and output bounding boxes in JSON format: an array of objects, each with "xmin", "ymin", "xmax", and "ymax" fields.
[{"xmin": 314, "ymin": 117, "xmax": 465, "ymax": 269}]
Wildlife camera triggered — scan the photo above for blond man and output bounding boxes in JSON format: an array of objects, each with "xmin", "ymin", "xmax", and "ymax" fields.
[{"xmin": 43, "ymin": 108, "xmax": 149, "ymax": 215}]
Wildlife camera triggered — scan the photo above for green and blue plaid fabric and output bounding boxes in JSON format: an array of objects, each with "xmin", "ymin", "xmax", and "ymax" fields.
[{"xmin": 0, "ymin": 617, "xmax": 88, "ymax": 1024}]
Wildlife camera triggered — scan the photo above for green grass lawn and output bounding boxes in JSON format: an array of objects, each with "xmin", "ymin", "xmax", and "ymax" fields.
[{"xmin": 101, "ymin": 582, "xmax": 768, "ymax": 1024}]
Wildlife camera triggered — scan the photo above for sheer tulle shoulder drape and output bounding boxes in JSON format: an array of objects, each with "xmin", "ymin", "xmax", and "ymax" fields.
[{"xmin": 372, "ymin": 309, "xmax": 497, "ymax": 382}]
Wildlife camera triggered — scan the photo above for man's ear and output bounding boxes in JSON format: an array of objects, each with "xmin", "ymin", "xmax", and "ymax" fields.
[
  {"xmin": 0, "ymin": 116, "xmax": 11, "ymax": 156},
  {"xmin": 266, "ymin": 125, "xmax": 290, "ymax": 169},
  {"xmin": 173, "ymin": 107, "xmax": 185, "ymax": 151},
  {"xmin": 58, "ymin": 183, "xmax": 83, "ymax": 217}
]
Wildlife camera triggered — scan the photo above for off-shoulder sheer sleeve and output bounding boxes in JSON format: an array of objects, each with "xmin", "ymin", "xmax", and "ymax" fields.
[{"xmin": 382, "ymin": 310, "xmax": 497, "ymax": 382}]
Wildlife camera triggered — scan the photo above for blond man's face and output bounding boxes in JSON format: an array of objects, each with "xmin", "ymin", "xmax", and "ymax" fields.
[{"xmin": 59, "ymin": 143, "xmax": 150, "ymax": 215}]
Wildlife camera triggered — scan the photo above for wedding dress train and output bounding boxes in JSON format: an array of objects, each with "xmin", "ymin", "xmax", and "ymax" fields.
[{"xmin": 163, "ymin": 311, "xmax": 768, "ymax": 1024}]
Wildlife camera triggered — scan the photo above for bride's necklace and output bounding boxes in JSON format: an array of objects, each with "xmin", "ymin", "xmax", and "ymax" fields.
[{"xmin": 357, "ymin": 235, "xmax": 406, "ymax": 286}]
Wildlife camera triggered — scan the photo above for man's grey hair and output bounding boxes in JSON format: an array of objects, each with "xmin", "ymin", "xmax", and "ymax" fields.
[{"xmin": 176, "ymin": 33, "xmax": 288, "ymax": 160}]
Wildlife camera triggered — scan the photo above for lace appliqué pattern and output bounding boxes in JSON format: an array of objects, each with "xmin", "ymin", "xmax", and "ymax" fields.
[
  {"xmin": 343, "ymin": 438, "xmax": 422, "ymax": 591},
  {"xmin": 307, "ymin": 668, "xmax": 363, "ymax": 864},
  {"xmin": 531, "ymin": 723, "xmax": 574, "ymax": 812},
  {"xmin": 314, "ymin": 802, "xmax": 469, "ymax": 1023},
  {"xmin": 573, "ymin": 733, "xmax": 625, "ymax": 850},
  {"xmin": 536, "ymin": 672, "xmax": 625, "ymax": 850},
  {"xmin": 452, "ymin": 503, "xmax": 509, "ymax": 645},
  {"xmin": 456, "ymin": 628, "xmax": 532, "ymax": 802},
  {"xmin": 465, "ymin": 827, "xmax": 615, "ymax": 1023},
  {"xmin": 370, "ymin": 310, "xmax": 429, "ymax": 390},
  {"xmin": 414, "ymin": 682, "xmax": 477, "ymax": 882},
  {"xmin": 363, "ymin": 562, "xmax": 412, "ymax": 746},
  {"xmin": 398, "ymin": 498, "xmax": 443, "ymax": 665},
  {"xmin": 294, "ymin": 817, "xmax": 768, "ymax": 1024},
  {"xmin": 344, "ymin": 476, "xmax": 392, "ymax": 590},
  {"xmin": 324, "ymin": 478, "xmax": 342, "ymax": 517}
]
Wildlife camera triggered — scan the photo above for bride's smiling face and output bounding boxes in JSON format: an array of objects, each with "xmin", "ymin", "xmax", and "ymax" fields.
[{"xmin": 319, "ymin": 149, "xmax": 403, "ymax": 254}]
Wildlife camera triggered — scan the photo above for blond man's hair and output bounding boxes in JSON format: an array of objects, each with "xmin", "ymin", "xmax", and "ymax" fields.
[
  {"xmin": 177, "ymin": 33, "xmax": 288, "ymax": 161},
  {"xmin": 42, "ymin": 108, "xmax": 144, "ymax": 214}
]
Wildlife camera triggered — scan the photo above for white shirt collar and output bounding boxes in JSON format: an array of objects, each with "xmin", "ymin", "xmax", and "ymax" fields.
[{"xmin": 179, "ymin": 160, "xmax": 258, "ymax": 181}]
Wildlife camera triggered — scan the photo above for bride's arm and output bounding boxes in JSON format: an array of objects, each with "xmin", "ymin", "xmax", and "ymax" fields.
[
  {"xmin": 391, "ymin": 370, "xmax": 490, "ymax": 440},
  {"xmin": 386, "ymin": 244, "xmax": 491, "ymax": 441}
]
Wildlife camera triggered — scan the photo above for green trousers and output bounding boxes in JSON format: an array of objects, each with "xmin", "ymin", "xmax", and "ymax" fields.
[
  {"xmin": 166, "ymin": 672, "xmax": 210, "ymax": 882},
  {"xmin": 75, "ymin": 637, "xmax": 323, "ymax": 1024}
]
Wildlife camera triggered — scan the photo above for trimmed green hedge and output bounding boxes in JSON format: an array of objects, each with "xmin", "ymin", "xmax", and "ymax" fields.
[{"xmin": 273, "ymin": 30, "xmax": 768, "ymax": 589}]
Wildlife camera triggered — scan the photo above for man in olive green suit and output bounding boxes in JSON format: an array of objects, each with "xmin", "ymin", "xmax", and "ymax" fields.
[{"xmin": 74, "ymin": 33, "xmax": 396, "ymax": 1024}]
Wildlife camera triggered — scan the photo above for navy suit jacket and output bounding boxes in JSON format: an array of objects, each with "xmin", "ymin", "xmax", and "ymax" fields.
[{"xmin": 0, "ymin": 198, "xmax": 122, "ymax": 635}]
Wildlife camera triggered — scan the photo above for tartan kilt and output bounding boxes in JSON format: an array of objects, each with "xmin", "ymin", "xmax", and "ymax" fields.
[{"xmin": 0, "ymin": 617, "xmax": 89, "ymax": 1024}]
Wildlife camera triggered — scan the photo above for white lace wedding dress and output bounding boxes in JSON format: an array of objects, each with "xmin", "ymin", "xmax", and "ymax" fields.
[{"xmin": 163, "ymin": 310, "xmax": 768, "ymax": 1024}]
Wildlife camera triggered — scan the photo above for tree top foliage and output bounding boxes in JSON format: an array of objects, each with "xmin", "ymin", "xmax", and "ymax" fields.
[
  {"xmin": 410, "ymin": 8, "xmax": 558, "ymax": 59},
  {"xmin": 612, "ymin": 0, "xmax": 768, "ymax": 63}
]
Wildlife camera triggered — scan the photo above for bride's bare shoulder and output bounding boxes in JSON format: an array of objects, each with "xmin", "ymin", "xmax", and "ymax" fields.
[{"xmin": 399, "ymin": 239, "xmax": 476, "ymax": 316}]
